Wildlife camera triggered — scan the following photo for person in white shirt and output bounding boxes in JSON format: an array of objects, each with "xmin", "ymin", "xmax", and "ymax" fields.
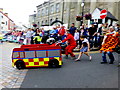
[
  {"xmin": 26, "ymin": 28, "xmax": 34, "ymax": 45},
  {"xmin": 74, "ymin": 30, "xmax": 80, "ymax": 48},
  {"xmin": 75, "ymin": 36, "xmax": 92, "ymax": 61}
]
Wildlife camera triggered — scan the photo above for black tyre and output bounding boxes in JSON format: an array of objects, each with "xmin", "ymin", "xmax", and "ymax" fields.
[
  {"xmin": 48, "ymin": 59, "xmax": 60, "ymax": 68},
  {"xmin": 15, "ymin": 61, "xmax": 25, "ymax": 70}
]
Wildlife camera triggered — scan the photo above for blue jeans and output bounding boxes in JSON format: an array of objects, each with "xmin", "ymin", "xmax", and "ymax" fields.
[
  {"xmin": 102, "ymin": 51, "xmax": 115, "ymax": 62},
  {"xmin": 88, "ymin": 36, "xmax": 94, "ymax": 48}
]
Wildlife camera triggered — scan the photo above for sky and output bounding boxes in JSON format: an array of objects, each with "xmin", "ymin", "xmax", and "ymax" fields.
[{"xmin": 0, "ymin": 0, "xmax": 47, "ymax": 26}]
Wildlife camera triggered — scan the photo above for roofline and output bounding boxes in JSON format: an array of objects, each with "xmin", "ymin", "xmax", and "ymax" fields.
[
  {"xmin": 36, "ymin": 1, "xmax": 49, "ymax": 7},
  {"xmin": 0, "ymin": 11, "xmax": 14, "ymax": 22}
]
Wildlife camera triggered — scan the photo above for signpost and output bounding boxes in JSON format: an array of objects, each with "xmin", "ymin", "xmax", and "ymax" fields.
[{"xmin": 100, "ymin": 9, "xmax": 107, "ymax": 19}]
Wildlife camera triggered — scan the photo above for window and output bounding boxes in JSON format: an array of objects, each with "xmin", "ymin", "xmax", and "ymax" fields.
[
  {"xmin": 64, "ymin": 2, "xmax": 66, "ymax": 11},
  {"xmin": 1, "ymin": 22, "xmax": 5, "ymax": 24},
  {"xmin": 46, "ymin": 7, "xmax": 48, "ymax": 15},
  {"xmin": 6, "ymin": 21, "xmax": 7, "ymax": 25},
  {"xmin": 41, "ymin": 21, "xmax": 44, "ymax": 25},
  {"xmin": 50, "ymin": 19, "xmax": 52, "ymax": 24},
  {"xmin": 56, "ymin": 3, "xmax": 60, "ymax": 12},
  {"xmin": 48, "ymin": 50, "xmax": 60, "ymax": 57},
  {"xmin": 20, "ymin": 52, "xmax": 24, "ymax": 58},
  {"xmin": 42, "ymin": 9, "xmax": 44, "ymax": 16},
  {"xmin": 38, "ymin": 22, "xmax": 40, "ymax": 28},
  {"xmin": 25, "ymin": 51, "xmax": 35, "ymax": 58},
  {"xmin": 71, "ymin": 2, "xmax": 75, "ymax": 9},
  {"xmin": 50, "ymin": 5, "xmax": 54, "ymax": 14},
  {"xmin": 38, "ymin": 10, "xmax": 40, "ymax": 17},
  {"xmin": 45, "ymin": 20, "xmax": 48, "ymax": 25},
  {"xmin": 13, "ymin": 52, "xmax": 19, "ymax": 58},
  {"xmin": 36, "ymin": 51, "xmax": 46, "ymax": 57}
]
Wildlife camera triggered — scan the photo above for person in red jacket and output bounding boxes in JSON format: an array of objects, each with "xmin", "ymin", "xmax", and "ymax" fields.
[
  {"xmin": 58, "ymin": 26, "xmax": 66, "ymax": 41},
  {"xmin": 61, "ymin": 31, "xmax": 77, "ymax": 59}
]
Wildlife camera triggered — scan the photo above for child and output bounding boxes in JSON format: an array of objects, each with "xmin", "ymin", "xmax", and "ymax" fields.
[{"xmin": 75, "ymin": 36, "xmax": 92, "ymax": 61}]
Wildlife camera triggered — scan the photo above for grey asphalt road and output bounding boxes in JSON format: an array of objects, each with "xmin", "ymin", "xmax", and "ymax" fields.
[{"xmin": 20, "ymin": 52, "xmax": 119, "ymax": 88}]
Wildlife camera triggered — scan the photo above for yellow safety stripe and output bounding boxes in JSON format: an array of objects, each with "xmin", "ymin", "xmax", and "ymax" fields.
[
  {"xmin": 54, "ymin": 57, "xmax": 60, "ymax": 61},
  {"xmin": 44, "ymin": 58, "xmax": 49, "ymax": 61},
  {"xmin": 13, "ymin": 57, "xmax": 62, "ymax": 67},
  {"xmin": 23, "ymin": 59, "xmax": 29, "ymax": 62},
  {"xmin": 59, "ymin": 61, "xmax": 62, "ymax": 65},
  {"xmin": 33, "ymin": 58, "xmax": 39, "ymax": 62},
  {"xmin": 39, "ymin": 62, "xmax": 44, "ymax": 65}
]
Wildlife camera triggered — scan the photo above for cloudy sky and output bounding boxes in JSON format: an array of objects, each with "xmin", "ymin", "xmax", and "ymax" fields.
[{"xmin": 0, "ymin": 0, "xmax": 47, "ymax": 25}]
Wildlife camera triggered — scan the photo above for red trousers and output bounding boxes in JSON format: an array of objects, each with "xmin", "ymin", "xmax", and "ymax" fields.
[{"xmin": 65, "ymin": 45, "xmax": 76, "ymax": 57}]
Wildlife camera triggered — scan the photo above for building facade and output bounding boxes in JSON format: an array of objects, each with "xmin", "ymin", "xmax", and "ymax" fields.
[
  {"xmin": 35, "ymin": 0, "xmax": 120, "ymax": 28},
  {"xmin": 0, "ymin": 8, "xmax": 15, "ymax": 31},
  {"xmin": 28, "ymin": 14, "xmax": 36, "ymax": 28}
]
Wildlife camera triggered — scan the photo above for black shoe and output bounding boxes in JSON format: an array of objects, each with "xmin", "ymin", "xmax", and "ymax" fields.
[
  {"xmin": 109, "ymin": 62, "xmax": 114, "ymax": 64},
  {"xmin": 64, "ymin": 56, "xmax": 68, "ymax": 59},
  {"xmin": 101, "ymin": 62, "xmax": 107, "ymax": 64}
]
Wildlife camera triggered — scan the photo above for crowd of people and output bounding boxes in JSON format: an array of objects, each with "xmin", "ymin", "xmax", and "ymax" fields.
[{"xmin": 1, "ymin": 22, "xmax": 120, "ymax": 64}]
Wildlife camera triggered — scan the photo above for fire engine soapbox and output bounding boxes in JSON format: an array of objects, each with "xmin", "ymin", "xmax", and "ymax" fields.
[{"xmin": 12, "ymin": 44, "xmax": 62, "ymax": 69}]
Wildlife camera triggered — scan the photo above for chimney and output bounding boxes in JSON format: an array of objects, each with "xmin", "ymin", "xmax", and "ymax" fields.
[
  {"xmin": 4, "ymin": 13, "xmax": 8, "ymax": 16},
  {"xmin": 0, "ymin": 8, "xmax": 3, "ymax": 12}
]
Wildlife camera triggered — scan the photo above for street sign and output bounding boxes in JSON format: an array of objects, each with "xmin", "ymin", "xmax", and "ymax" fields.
[{"xmin": 100, "ymin": 9, "xmax": 107, "ymax": 19}]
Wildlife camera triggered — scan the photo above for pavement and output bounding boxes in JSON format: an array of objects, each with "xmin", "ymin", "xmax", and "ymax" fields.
[
  {"xmin": 0, "ymin": 42, "xmax": 28, "ymax": 89},
  {"xmin": 0, "ymin": 42, "xmax": 119, "ymax": 89}
]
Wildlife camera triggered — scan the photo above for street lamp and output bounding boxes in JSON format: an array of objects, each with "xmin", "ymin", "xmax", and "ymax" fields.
[
  {"xmin": 62, "ymin": 0, "xmax": 64, "ymax": 24},
  {"xmin": 34, "ymin": 11, "xmax": 36, "ymax": 24},
  {"xmin": 48, "ymin": 1, "xmax": 50, "ymax": 26},
  {"xmin": 81, "ymin": 0, "xmax": 84, "ymax": 26},
  {"xmin": 33, "ymin": 11, "xmax": 37, "ymax": 29}
]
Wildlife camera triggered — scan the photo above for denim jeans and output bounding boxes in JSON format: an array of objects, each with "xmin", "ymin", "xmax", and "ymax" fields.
[
  {"xmin": 94, "ymin": 35, "xmax": 101, "ymax": 47},
  {"xmin": 88, "ymin": 36, "xmax": 94, "ymax": 48},
  {"xmin": 102, "ymin": 51, "xmax": 115, "ymax": 62}
]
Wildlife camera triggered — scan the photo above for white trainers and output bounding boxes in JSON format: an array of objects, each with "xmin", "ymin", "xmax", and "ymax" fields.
[
  {"xmin": 89, "ymin": 56, "xmax": 92, "ymax": 61},
  {"xmin": 74, "ymin": 58, "xmax": 81, "ymax": 61}
]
